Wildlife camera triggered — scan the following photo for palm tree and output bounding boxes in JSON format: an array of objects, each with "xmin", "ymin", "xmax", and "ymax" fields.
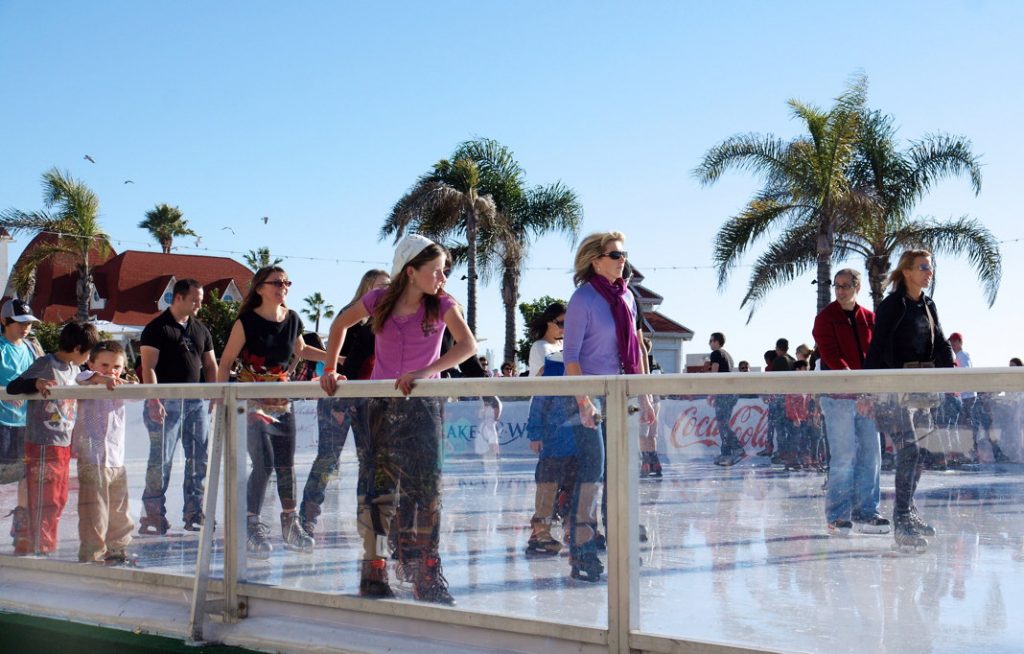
[
  {"xmin": 490, "ymin": 183, "xmax": 582, "ymax": 363},
  {"xmin": 301, "ymin": 292, "xmax": 335, "ymax": 333},
  {"xmin": 382, "ymin": 156, "xmax": 498, "ymax": 333},
  {"xmin": 244, "ymin": 247, "xmax": 283, "ymax": 271},
  {"xmin": 695, "ymin": 75, "xmax": 869, "ymax": 319},
  {"xmin": 715, "ymin": 110, "xmax": 999, "ymax": 312},
  {"xmin": 0, "ymin": 167, "xmax": 111, "ymax": 320},
  {"xmin": 845, "ymin": 110, "xmax": 996, "ymax": 308},
  {"xmin": 138, "ymin": 203, "xmax": 197, "ymax": 254}
]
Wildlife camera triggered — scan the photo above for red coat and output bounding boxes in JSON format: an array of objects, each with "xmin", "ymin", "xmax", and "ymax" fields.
[{"xmin": 812, "ymin": 301, "xmax": 874, "ymax": 370}]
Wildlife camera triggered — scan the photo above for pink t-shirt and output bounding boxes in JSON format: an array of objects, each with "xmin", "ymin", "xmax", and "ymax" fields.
[{"xmin": 361, "ymin": 288, "xmax": 457, "ymax": 380}]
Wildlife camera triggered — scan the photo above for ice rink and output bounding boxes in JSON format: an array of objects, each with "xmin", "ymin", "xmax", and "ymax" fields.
[{"xmin": 2, "ymin": 395, "xmax": 1021, "ymax": 654}]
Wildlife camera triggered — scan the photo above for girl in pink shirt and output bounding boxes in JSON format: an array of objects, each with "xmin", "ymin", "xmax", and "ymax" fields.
[{"xmin": 322, "ymin": 234, "xmax": 476, "ymax": 604}]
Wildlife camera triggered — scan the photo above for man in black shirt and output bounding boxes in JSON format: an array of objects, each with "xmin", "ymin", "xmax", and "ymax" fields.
[
  {"xmin": 708, "ymin": 332, "xmax": 744, "ymax": 466},
  {"xmin": 138, "ymin": 279, "xmax": 218, "ymax": 534}
]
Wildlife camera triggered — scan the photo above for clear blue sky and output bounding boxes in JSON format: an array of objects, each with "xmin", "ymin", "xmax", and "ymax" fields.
[{"xmin": 2, "ymin": 1, "xmax": 1021, "ymax": 366}]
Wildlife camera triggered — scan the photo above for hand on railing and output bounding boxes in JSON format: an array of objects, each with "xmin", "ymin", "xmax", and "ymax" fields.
[
  {"xmin": 319, "ymin": 370, "xmax": 348, "ymax": 396},
  {"xmin": 146, "ymin": 398, "xmax": 166, "ymax": 423}
]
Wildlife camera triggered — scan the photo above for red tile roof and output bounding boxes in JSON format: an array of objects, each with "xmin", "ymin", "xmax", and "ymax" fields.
[
  {"xmin": 643, "ymin": 310, "xmax": 694, "ymax": 336},
  {"xmin": 12, "ymin": 240, "xmax": 252, "ymax": 326}
]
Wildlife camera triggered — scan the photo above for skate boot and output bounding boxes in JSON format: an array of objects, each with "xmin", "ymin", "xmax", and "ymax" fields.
[
  {"xmin": 183, "ymin": 512, "xmax": 210, "ymax": 532},
  {"xmin": 103, "ymin": 549, "xmax": 139, "ymax": 567},
  {"xmin": 892, "ymin": 513, "xmax": 928, "ymax": 553},
  {"xmin": 640, "ymin": 452, "xmax": 651, "ymax": 478},
  {"xmin": 649, "ymin": 451, "xmax": 663, "ymax": 478},
  {"xmin": 853, "ymin": 513, "xmax": 891, "ymax": 534},
  {"xmin": 569, "ymin": 540, "xmax": 604, "ymax": 582},
  {"xmin": 827, "ymin": 519, "xmax": 853, "ymax": 536},
  {"xmin": 138, "ymin": 515, "xmax": 170, "ymax": 536},
  {"xmin": 908, "ymin": 508, "xmax": 936, "ymax": 536},
  {"xmin": 413, "ymin": 556, "xmax": 455, "ymax": 605},
  {"xmin": 246, "ymin": 515, "xmax": 272, "ymax": 560},
  {"xmin": 715, "ymin": 449, "xmax": 747, "ymax": 467},
  {"xmin": 359, "ymin": 558, "xmax": 395, "ymax": 598},
  {"xmin": 525, "ymin": 519, "xmax": 563, "ymax": 556},
  {"xmin": 281, "ymin": 511, "xmax": 315, "ymax": 553}
]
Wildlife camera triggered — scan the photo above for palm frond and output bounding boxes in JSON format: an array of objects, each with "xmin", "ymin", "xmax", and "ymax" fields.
[
  {"xmin": 693, "ymin": 133, "xmax": 792, "ymax": 186},
  {"xmin": 739, "ymin": 223, "xmax": 818, "ymax": 321},
  {"xmin": 712, "ymin": 197, "xmax": 806, "ymax": 288}
]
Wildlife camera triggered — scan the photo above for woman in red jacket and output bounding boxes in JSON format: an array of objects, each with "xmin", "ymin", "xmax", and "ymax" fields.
[{"xmin": 812, "ymin": 268, "xmax": 890, "ymax": 536}]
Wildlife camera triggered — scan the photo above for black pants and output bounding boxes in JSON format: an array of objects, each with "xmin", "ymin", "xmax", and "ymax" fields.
[
  {"xmin": 246, "ymin": 409, "xmax": 297, "ymax": 514},
  {"xmin": 299, "ymin": 398, "xmax": 369, "ymax": 527},
  {"xmin": 714, "ymin": 395, "xmax": 741, "ymax": 455}
]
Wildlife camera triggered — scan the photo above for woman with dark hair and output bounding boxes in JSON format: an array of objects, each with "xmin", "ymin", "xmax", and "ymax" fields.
[
  {"xmin": 321, "ymin": 235, "xmax": 475, "ymax": 604},
  {"xmin": 527, "ymin": 302, "xmax": 565, "ymax": 377},
  {"xmin": 562, "ymin": 231, "xmax": 654, "ymax": 581},
  {"xmin": 217, "ymin": 266, "xmax": 333, "ymax": 559},
  {"xmin": 865, "ymin": 249, "xmax": 954, "ymax": 551},
  {"xmin": 298, "ymin": 269, "xmax": 389, "ymax": 538}
]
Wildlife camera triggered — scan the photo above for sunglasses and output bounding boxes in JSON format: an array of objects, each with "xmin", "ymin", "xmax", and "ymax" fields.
[
  {"xmin": 599, "ymin": 251, "xmax": 628, "ymax": 260},
  {"xmin": 553, "ymin": 319, "xmax": 565, "ymax": 328},
  {"xmin": 916, "ymin": 263, "xmax": 933, "ymax": 272},
  {"xmin": 262, "ymin": 280, "xmax": 293, "ymax": 288},
  {"xmin": 832, "ymin": 283, "xmax": 855, "ymax": 290}
]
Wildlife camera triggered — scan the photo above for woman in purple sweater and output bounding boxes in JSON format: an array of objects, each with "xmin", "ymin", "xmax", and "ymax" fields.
[{"xmin": 563, "ymin": 231, "xmax": 654, "ymax": 581}]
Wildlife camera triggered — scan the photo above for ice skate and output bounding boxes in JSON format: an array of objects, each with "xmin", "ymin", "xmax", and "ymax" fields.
[
  {"xmin": 281, "ymin": 511, "xmax": 315, "ymax": 553},
  {"xmin": 854, "ymin": 513, "xmax": 891, "ymax": 534},
  {"xmin": 569, "ymin": 540, "xmax": 604, "ymax": 582},
  {"xmin": 714, "ymin": 450, "xmax": 746, "ymax": 467},
  {"xmin": 649, "ymin": 451, "xmax": 663, "ymax": 478},
  {"xmin": 413, "ymin": 556, "xmax": 455, "ymax": 605},
  {"xmin": 359, "ymin": 558, "xmax": 395, "ymax": 599},
  {"xmin": 526, "ymin": 519, "xmax": 563, "ymax": 556},
  {"xmin": 138, "ymin": 515, "xmax": 170, "ymax": 536},
  {"xmin": 892, "ymin": 514, "xmax": 928, "ymax": 553},
  {"xmin": 827, "ymin": 519, "xmax": 853, "ymax": 536},
  {"xmin": 908, "ymin": 508, "xmax": 936, "ymax": 536},
  {"xmin": 246, "ymin": 515, "xmax": 272, "ymax": 560},
  {"xmin": 103, "ymin": 549, "xmax": 139, "ymax": 567}
]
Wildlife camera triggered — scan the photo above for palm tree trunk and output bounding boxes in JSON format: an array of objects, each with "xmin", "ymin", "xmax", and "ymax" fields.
[
  {"xmin": 866, "ymin": 253, "xmax": 889, "ymax": 311},
  {"xmin": 815, "ymin": 223, "xmax": 834, "ymax": 313},
  {"xmin": 161, "ymin": 237, "xmax": 172, "ymax": 254},
  {"xmin": 501, "ymin": 263, "xmax": 519, "ymax": 365},
  {"xmin": 466, "ymin": 204, "xmax": 478, "ymax": 335},
  {"xmin": 76, "ymin": 262, "xmax": 92, "ymax": 321}
]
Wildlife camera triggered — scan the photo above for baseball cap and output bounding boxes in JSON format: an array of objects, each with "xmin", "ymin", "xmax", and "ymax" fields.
[
  {"xmin": 1, "ymin": 299, "xmax": 39, "ymax": 323},
  {"xmin": 949, "ymin": 332, "xmax": 964, "ymax": 342},
  {"xmin": 391, "ymin": 234, "xmax": 436, "ymax": 278}
]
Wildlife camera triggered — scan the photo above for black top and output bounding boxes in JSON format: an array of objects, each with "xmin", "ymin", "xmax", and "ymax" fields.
[
  {"xmin": 770, "ymin": 353, "xmax": 795, "ymax": 372},
  {"xmin": 140, "ymin": 309, "xmax": 215, "ymax": 384},
  {"xmin": 238, "ymin": 310, "xmax": 303, "ymax": 373},
  {"xmin": 710, "ymin": 349, "xmax": 732, "ymax": 373},
  {"xmin": 865, "ymin": 290, "xmax": 954, "ymax": 369},
  {"xmin": 339, "ymin": 320, "xmax": 375, "ymax": 380}
]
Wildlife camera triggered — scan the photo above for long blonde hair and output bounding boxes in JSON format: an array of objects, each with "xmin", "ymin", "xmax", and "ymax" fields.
[
  {"xmin": 573, "ymin": 231, "xmax": 626, "ymax": 287},
  {"xmin": 347, "ymin": 269, "xmax": 389, "ymax": 309},
  {"xmin": 886, "ymin": 249, "xmax": 931, "ymax": 293}
]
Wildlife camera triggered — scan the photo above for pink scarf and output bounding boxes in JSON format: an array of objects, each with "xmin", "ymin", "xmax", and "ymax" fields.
[{"xmin": 589, "ymin": 275, "xmax": 642, "ymax": 374}]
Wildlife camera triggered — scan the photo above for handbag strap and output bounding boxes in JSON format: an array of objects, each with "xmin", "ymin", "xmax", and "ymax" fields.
[{"xmin": 922, "ymin": 298, "xmax": 936, "ymax": 361}]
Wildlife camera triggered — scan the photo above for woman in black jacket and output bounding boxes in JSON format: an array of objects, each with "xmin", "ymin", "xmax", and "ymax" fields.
[{"xmin": 865, "ymin": 249, "xmax": 954, "ymax": 550}]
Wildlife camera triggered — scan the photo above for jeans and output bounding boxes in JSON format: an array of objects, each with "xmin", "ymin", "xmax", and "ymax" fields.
[
  {"xmin": 713, "ymin": 395, "xmax": 740, "ymax": 455},
  {"xmin": 569, "ymin": 402, "xmax": 604, "ymax": 550},
  {"xmin": 821, "ymin": 396, "xmax": 881, "ymax": 522},
  {"xmin": 300, "ymin": 398, "xmax": 369, "ymax": 528},
  {"xmin": 142, "ymin": 399, "xmax": 209, "ymax": 520}
]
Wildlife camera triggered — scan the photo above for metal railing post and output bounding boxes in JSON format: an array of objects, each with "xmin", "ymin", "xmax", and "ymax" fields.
[
  {"xmin": 222, "ymin": 386, "xmax": 244, "ymax": 620},
  {"xmin": 187, "ymin": 401, "xmax": 225, "ymax": 642},
  {"xmin": 605, "ymin": 380, "xmax": 638, "ymax": 654}
]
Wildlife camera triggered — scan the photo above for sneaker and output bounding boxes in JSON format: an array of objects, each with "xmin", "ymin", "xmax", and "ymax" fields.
[
  {"xmin": 414, "ymin": 556, "xmax": 455, "ymax": 605},
  {"xmin": 359, "ymin": 558, "xmax": 395, "ymax": 598},
  {"xmin": 281, "ymin": 511, "xmax": 315, "ymax": 553},
  {"xmin": 828, "ymin": 519, "xmax": 853, "ymax": 536},
  {"xmin": 854, "ymin": 514, "xmax": 891, "ymax": 534},
  {"xmin": 247, "ymin": 516, "xmax": 272, "ymax": 560}
]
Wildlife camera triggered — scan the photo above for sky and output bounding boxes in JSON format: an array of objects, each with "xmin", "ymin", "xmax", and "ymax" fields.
[{"xmin": 1, "ymin": 1, "xmax": 1022, "ymax": 367}]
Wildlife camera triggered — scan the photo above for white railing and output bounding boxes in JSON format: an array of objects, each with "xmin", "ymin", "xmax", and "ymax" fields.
[{"xmin": 1, "ymin": 367, "xmax": 1022, "ymax": 654}]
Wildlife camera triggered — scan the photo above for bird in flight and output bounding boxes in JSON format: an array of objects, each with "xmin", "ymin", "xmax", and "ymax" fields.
[
  {"xmin": 194, "ymin": 236, "xmax": 203, "ymax": 247},
  {"xmin": 124, "ymin": 180, "xmax": 134, "ymax": 185},
  {"xmin": 221, "ymin": 226, "xmax": 236, "ymax": 235},
  {"xmin": 261, "ymin": 216, "xmax": 269, "ymax": 224},
  {"xmin": 83, "ymin": 155, "xmax": 95, "ymax": 163}
]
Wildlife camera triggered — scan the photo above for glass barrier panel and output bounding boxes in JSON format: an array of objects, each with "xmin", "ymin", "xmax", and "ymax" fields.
[
  {"xmin": 235, "ymin": 392, "xmax": 609, "ymax": 629},
  {"xmin": 1, "ymin": 395, "xmax": 218, "ymax": 575},
  {"xmin": 636, "ymin": 388, "xmax": 1024, "ymax": 653}
]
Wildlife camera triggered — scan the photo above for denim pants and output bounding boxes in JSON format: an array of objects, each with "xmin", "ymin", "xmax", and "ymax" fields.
[
  {"xmin": 821, "ymin": 396, "xmax": 881, "ymax": 522},
  {"xmin": 299, "ymin": 397, "xmax": 369, "ymax": 528},
  {"xmin": 569, "ymin": 403, "xmax": 604, "ymax": 550},
  {"xmin": 142, "ymin": 399, "xmax": 208, "ymax": 520}
]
